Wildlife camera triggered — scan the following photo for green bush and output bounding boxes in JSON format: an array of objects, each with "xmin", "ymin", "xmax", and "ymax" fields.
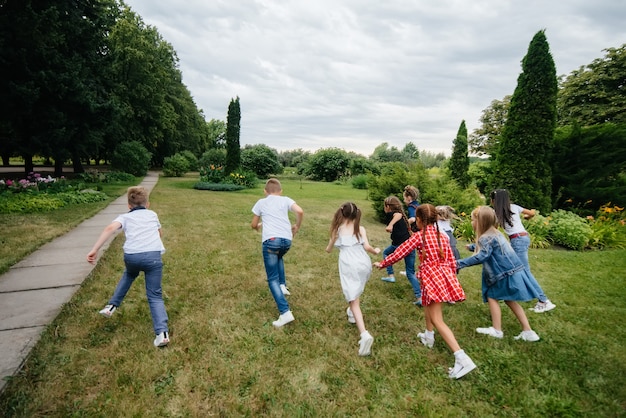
[
  {"xmin": 0, "ymin": 190, "xmax": 107, "ymax": 213},
  {"xmin": 179, "ymin": 150, "xmax": 199, "ymax": 171},
  {"xmin": 111, "ymin": 141, "xmax": 152, "ymax": 177},
  {"xmin": 224, "ymin": 168, "xmax": 258, "ymax": 188},
  {"xmin": 162, "ymin": 154, "xmax": 190, "ymax": 177},
  {"xmin": 199, "ymin": 149, "xmax": 227, "ymax": 168},
  {"xmin": 199, "ymin": 164, "xmax": 225, "ymax": 183},
  {"xmin": 523, "ymin": 213, "xmax": 552, "ymax": 249},
  {"xmin": 548, "ymin": 209, "xmax": 592, "ymax": 250},
  {"xmin": 351, "ymin": 174, "xmax": 369, "ymax": 190},
  {"xmin": 193, "ymin": 182, "xmax": 245, "ymax": 191}
]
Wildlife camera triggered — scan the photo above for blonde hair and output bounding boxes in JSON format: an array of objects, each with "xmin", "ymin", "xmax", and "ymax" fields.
[
  {"xmin": 436, "ymin": 205, "xmax": 460, "ymax": 221},
  {"xmin": 471, "ymin": 206, "xmax": 499, "ymax": 246},
  {"xmin": 127, "ymin": 186, "xmax": 148, "ymax": 207},
  {"xmin": 264, "ymin": 178, "xmax": 282, "ymax": 194},
  {"xmin": 403, "ymin": 185, "xmax": 419, "ymax": 201}
]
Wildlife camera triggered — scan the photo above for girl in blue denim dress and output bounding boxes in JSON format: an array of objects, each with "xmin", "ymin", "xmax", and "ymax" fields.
[{"xmin": 456, "ymin": 206, "xmax": 542, "ymax": 342}]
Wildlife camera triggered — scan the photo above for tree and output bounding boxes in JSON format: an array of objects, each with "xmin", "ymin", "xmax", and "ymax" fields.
[
  {"xmin": 449, "ymin": 120, "xmax": 471, "ymax": 188},
  {"xmin": 557, "ymin": 44, "xmax": 626, "ymax": 127},
  {"xmin": 303, "ymin": 148, "xmax": 351, "ymax": 182},
  {"xmin": 241, "ymin": 144, "xmax": 283, "ymax": 178},
  {"xmin": 224, "ymin": 97, "xmax": 241, "ymax": 175},
  {"xmin": 468, "ymin": 96, "xmax": 511, "ymax": 157},
  {"xmin": 491, "ymin": 30, "xmax": 558, "ymax": 213},
  {"xmin": 206, "ymin": 119, "xmax": 227, "ymax": 149},
  {"xmin": 370, "ymin": 142, "xmax": 403, "ymax": 162}
]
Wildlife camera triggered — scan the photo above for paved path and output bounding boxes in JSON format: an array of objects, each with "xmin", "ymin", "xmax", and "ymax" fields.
[{"xmin": 0, "ymin": 172, "xmax": 159, "ymax": 394}]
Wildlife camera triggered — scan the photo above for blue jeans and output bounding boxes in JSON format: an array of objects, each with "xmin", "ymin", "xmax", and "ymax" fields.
[
  {"xmin": 262, "ymin": 238, "xmax": 291, "ymax": 314},
  {"xmin": 509, "ymin": 235, "xmax": 548, "ymax": 302},
  {"xmin": 383, "ymin": 245, "xmax": 421, "ymax": 298},
  {"xmin": 109, "ymin": 251, "xmax": 169, "ymax": 334}
]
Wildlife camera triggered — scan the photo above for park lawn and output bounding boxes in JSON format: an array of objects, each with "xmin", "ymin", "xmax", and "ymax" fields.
[{"xmin": 1, "ymin": 174, "xmax": 625, "ymax": 417}]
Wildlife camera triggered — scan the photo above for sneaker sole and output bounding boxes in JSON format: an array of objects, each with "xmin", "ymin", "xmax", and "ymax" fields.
[{"xmin": 155, "ymin": 339, "xmax": 170, "ymax": 347}]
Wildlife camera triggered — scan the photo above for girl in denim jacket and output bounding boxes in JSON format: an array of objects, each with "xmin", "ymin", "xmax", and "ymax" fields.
[{"xmin": 456, "ymin": 206, "xmax": 541, "ymax": 342}]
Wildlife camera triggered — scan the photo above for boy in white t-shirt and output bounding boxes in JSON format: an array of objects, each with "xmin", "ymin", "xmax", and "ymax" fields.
[
  {"xmin": 251, "ymin": 178, "xmax": 304, "ymax": 328},
  {"xmin": 87, "ymin": 186, "xmax": 170, "ymax": 347}
]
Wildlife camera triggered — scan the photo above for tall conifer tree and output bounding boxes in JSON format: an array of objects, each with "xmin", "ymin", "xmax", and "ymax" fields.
[
  {"xmin": 449, "ymin": 120, "xmax": 470, "ymax": 188},
  {"xmin": 491, "ymin": 30, "xmax": 557, "ymax": 213},
  {"xmin": 225, "ymin": 97, "xmax": 241, "ymax": 175}
]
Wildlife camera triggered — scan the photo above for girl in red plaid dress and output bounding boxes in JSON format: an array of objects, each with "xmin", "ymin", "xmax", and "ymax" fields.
[{"xmin": 374, "ymin": 204, "xmax": 476, "ymax": 379}]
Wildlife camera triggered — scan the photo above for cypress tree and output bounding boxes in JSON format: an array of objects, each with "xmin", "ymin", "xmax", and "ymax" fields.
[
  {"xmin": 225, "ymin": 97, "xmax": 241, "ymax": 175},
  {"xmin": 449, "ymin": 120, "xmax": 471, "ymax": 188},
  {"xmin": 491, "ymin": 30, "xmax": 557, "ymax": 213}
]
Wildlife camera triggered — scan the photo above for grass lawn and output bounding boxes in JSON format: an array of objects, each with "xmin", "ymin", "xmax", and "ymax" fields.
[{"xmin": 1, "ymin": 174, "xmax": 625, "ymax": 417}]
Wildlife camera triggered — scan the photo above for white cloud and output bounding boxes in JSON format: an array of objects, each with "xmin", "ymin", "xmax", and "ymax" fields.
[{"xmin": 125, "ymin": 0, "xmax": 626, "ymax": 156}]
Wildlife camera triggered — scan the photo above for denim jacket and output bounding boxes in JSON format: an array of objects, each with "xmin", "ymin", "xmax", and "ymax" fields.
[{"xmin": 456, "ymin": 232, "xmax": 524, "ymax": 286}]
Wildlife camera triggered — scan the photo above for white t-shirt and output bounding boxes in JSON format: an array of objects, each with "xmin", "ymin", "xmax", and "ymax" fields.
[
  {"xmin": 437, "ymin": 219, "xmax": 453, "ymax": 233},
  {"xmin": 502, "ymin": 204, "xmax": 526, "ymax": 235},
  {"xmin": 113, "ymin": 208, "xmax": 165, "ymax": 254},
  {"xmin": 252, "ymin": 195, "xmax": 296, "ymax": 242}
]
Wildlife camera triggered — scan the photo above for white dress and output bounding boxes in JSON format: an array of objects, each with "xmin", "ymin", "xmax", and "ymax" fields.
[{"xmin": 335, "ymin": 234, "xmax": 373, "ymax": 302}]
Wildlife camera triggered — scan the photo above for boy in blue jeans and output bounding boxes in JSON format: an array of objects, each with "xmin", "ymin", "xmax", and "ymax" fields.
[
  {"xmin": 87, "ymin": 186, "xmax": 170, "ymax": 347},
  {"xmin": 251, "ymin": 178, "xmax": 304, "ymax": 327}
]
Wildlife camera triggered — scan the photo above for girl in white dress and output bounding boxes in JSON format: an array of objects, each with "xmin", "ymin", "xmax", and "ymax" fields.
[{"xmin": 326, "ymin": 202, "xmax": 381, "ymax": 356}]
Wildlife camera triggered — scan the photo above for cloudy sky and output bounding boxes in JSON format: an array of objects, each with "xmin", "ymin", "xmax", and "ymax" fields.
[{"xmin": 124, "ymin": 0, "xmax": 625, "ymax": 157}]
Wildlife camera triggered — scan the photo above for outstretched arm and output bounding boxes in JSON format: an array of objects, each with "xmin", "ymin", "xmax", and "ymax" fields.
[
  {"xmin": 360, "ymin": 227, "xmax": 381, "ymax": 255},
  {"xmin": 86, "ymin": 221, "xmax": 122, "ymax": 264},
  {"xmin": 291, "ymin": 203, "xmax": 304, "ymax": 235}
]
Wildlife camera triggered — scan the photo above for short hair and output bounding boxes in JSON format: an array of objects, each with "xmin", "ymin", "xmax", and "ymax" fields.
[
  {"xmin": 265, "ymin": 178, "xmax": 282, "ymax": 194},
  {"xmin": 127, "ymin": 186, "xmax": 148, "ymax": 207}
]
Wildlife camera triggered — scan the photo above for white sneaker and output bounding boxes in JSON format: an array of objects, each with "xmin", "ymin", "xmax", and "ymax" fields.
[
  {"xmin": 99, "ymin": 304, "xmax": 116, "ymax": 318},
  {"xmin": 417, "ymin": 331, "xmax": 435, "ymax": 348},
  {"xmin": 448, "ymin": 355, "xmax": 477, "ymax": 379},
  {"xmin": 400, "ymin": 271, "xmax": 407, "ymax": 276},
  {"xmin": 280, "ymin": 284, "xmax": 291, "ymax": 296},
  {"xmin": 346, "ymin": 307, "xmax": 356, "ymax": 324},
  {"xmin": 358, "ymin": 331, "xmax": 374, "ymax": 356},
  {"xmin": 514, "ymin": 330, "xmax": 540, "ymax": 342},
  {"xmin": 530, "ymin": 300, "xmax": 556, "ymax": 313},
  {"xmin": 476, "ymin": 326, "xmax": 504, "ymax": 338},
  {"xmin": 153, "ymin": 331, "xmax": 170, "ymax": 347},
  {"xmin": 272, "ymin": 310, "xmax": 295, "ymax": 328}
]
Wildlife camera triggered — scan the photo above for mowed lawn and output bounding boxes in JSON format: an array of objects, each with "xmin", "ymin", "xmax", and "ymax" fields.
[{"xmin": 1, "ymin": 174, "xmax": 625, "ymax": 417}]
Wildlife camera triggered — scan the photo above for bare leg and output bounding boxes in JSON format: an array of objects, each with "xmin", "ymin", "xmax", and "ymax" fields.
[
  {"xmin": 349, "ymin": 299, "xmax": 366, "ymax": 334},
  {"xmin": 487, "ymin": 298, "xmax": 503, "ymax": 330},
  {"xmin": 425, "ymin": 302, "xmax": 460, "ymax": 352},
  {"xmin": 505, "ymin": 300, "xmax": 532, "ymax": 331}
]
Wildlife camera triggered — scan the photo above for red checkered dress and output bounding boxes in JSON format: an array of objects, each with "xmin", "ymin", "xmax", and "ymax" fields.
[{"xmin": 378, "ymin": 224, "xmax": 465, "ymax": 305}]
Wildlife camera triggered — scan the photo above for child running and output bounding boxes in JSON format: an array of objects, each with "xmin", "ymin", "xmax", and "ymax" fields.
[
  {"xmin": 456, "ymin": 206, "xmax": 542, "ymax": 342},
  {"xmin": 380, "ymin": 196, "xmax": 422, "ymax": 306},
  {"xmin": 375, "ymin": 203, "xmax": 476, "ymax": 379},
  {"xmin": 436, "ymin": 205, "xmax": 461, "ymax": 260},
  {"xmin": 326, "ymin": 202, "xmax": 381, "ymax": 356},
  {"xmin": 490, "ymin": 189, "xmax": 556, "ymax": 313},
  {"xmin": 87, "ymin": 186, "xmax": 170, "ymax": 347}
]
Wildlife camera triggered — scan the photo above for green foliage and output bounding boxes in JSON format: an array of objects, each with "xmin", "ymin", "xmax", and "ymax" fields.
[
  {"xmin": 199, "ymin": 149, "xmax": 227, "ymax": 168},
  {"xmin": 110, "ymin": 141, "xmax": 152, "ymax": 177},
  {"xmin": 75, "ymin": 170, "xmax": 135, "ymax": 184},
  {"xmin": 423, "ymin": 175, "xmax": 484, "ymax": 216},
  {"xmin": 224, "ymin": 168, "xmax": 258, "ymax": 189},
  {"xmin": 199, "ymin": 164, "xmax": 225, "ymax": 183},
  {"xmin": 557, "ymin": 44, "xmax": 626, "ymax": 126},
  {"xmin": 547, "ymin": 209, "xmax": 591, "ymax": 250},
  {"xmin": 449, "ymin": 120, "xmax": 471, "ymax": 188},
  {"xmin": 455, "ymin": 214, "xmax": 475, "ymax": 242},
  {"xmin": 225, "ymin": 97, "xmax": 241, "ymax": 175},
  {"xmin": 162, "ymin": 154, "xmax": 190, "ymax": 177},
  {"xmin": 349, "ymin": 157, "xmax": 380, "ymax": 176},
  {"xmin": 302, "ymin": 148, "xmax": 351, "ymax": 182},
  {"xmin": 552, "ymin": 124, "xmax": 626, "ymax": 211},
  {"xmin": 587, "ymin": 204, "xmax": 626, "ymax": 249},
  {"xmin": 469, "ymin": 96, "xmax": 511, "ymax": 157},
  {"xmin": 178, "ymin": 150, "xmax": 199, "ymax": 171},
  {"xmin": 351, "ymin": 174, "xmax": 369, "ymax": 190},
  {"xmin": 523, "ymin": 214, "xmax": 552, "ymax": 249},
  {"xmin": 491, "ymin": 30, "xmax": 558, "ymax": 214},
  {"xmin": 0, "ymin": 191, "xmax": 107, "ymax": 214},
  {"xmin": 193, "ymin": 181, "xmax": 245, "ymax": 191},
  {"xmin": 241, "ymin": 144, "xmax": 283, "ymax": 178}
]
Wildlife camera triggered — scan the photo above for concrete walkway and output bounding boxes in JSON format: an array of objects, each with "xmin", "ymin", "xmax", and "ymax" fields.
[{"xmin": 0, "ymin": 172, "xmax": 159, "ymax": 393}]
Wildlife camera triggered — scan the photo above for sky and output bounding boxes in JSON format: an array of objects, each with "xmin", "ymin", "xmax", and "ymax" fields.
[{"xmin": 123, "ymin": 0, "xmax": 626, "ymax": 157}]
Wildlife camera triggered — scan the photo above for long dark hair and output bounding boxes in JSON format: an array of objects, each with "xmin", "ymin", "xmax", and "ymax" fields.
[
  {"xmin": 330, "ymin": 202, "xmax": 362, "ymax": 241},
  {"xmin": 384, "ymin": 196, "xmax": 412, "ymax": 235},
  {"xmin": 490, "ymin": 189, "xmax": 514, "ymax": 228}
]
